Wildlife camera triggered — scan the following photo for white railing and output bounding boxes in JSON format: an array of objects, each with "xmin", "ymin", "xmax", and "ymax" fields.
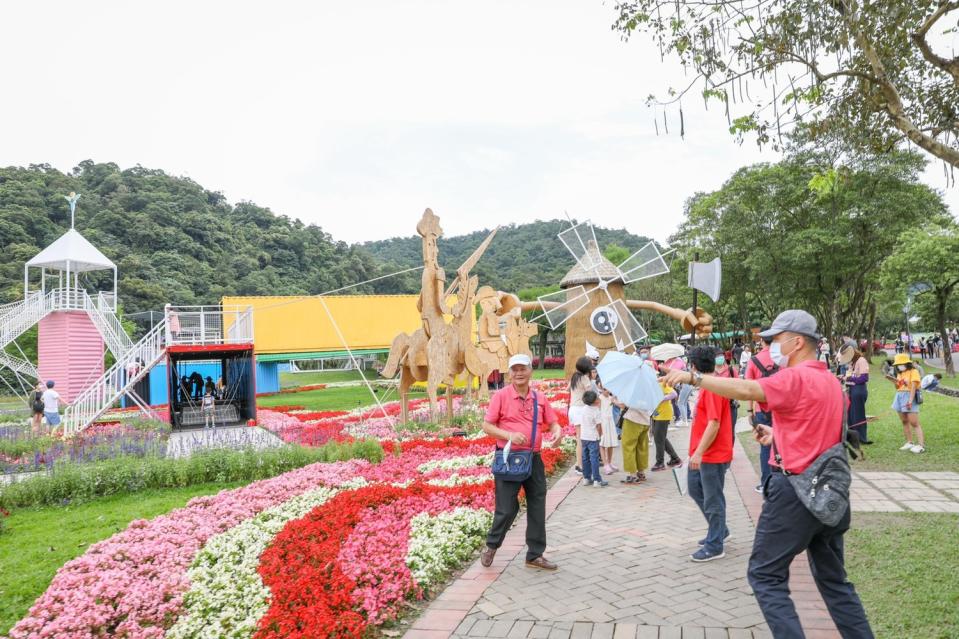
[
  {"xmin": 0, "ymin": 350, "xmax": 39, "ymax": 379},
  {"xmin": 166, "ymin": 305, "xmax": 254, "ymax": 346},
  {"xmin": 62, "ymin": 318, "xmax": 168, "ymax": 435},
  {"xmin": 81, "ymin": 291, "xmax": 134, "ymax": 359},
  {"xmin": 0, "ymin": 290, "xmax": 57, "ymax": 350},
  {"xmin": 97, "ymin": 292, "xmax": 117, "ymax": 312}
]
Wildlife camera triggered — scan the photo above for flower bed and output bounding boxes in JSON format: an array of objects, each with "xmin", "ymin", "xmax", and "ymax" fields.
[
  {"xmin": 0, "ymin": 419, "xmax": 170, "ymax": 476},
  {"xmin": 9, "ymin": 386, "xmax": 572, "ymax": 639}
]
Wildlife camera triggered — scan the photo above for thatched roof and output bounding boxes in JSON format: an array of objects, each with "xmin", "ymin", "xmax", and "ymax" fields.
[{"xmin": 560, "ymin": 240, "xmax": 623, "ymax": 288}]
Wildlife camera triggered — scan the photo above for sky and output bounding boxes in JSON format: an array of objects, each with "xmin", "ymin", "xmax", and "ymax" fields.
[{"xmin": 1, "ymin": 0, "xmax": 956, "ymax": 245}]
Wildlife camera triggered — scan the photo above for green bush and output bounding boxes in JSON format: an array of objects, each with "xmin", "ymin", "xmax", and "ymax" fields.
[{"xmin": 0, "ymin": 439, "xmax": 383, "ymax": 510}]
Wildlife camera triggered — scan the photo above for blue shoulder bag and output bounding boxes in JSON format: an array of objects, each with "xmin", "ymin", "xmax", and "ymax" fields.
[{"xmin": 491, "ymin": 391, "xmax": 538, "ymax": 482}]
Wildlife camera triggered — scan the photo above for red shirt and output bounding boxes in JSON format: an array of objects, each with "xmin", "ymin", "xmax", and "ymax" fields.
[
  {"xmin": 485, "ymin": 384, "xmax": 559, "ymax": 452},
  {"xmin": 689, "ymin": 386, "xmax": 733, "ymax": 463},
  {"xmin": 756, "ymin": 360, "xmax": 844, "ymax": 474},
  {"xmin": 744, "ymin": 348, "xmax": 777, "ymax": 413}
]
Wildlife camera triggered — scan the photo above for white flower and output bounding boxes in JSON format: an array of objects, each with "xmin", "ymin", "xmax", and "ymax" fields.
[{"xmin": 406, "ymin": 508, "xmax": 492, "ymax": 588}]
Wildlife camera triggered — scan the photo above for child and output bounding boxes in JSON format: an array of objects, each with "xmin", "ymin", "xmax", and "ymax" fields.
[
  {"xmin": 202, "ymin": 389, "xmax": 217, "ymax": 430},
  {"xmin": 598, "ymin": 386, "xmax": 620, "ymax": 474},
  {"xmin": 579, "ymin": 391, "xmax": 608, "ymax": 487}
]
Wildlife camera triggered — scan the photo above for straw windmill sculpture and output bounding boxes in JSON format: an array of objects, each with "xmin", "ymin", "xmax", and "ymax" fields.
[{"xmin": 521, "ymin": 220, "xmax": 714, "ymax": 378}]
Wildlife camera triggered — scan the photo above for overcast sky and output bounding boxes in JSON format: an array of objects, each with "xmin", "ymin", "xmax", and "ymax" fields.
[{"xmin": 2, "ymin": 1, "xmax": 956, "ymax": 245}]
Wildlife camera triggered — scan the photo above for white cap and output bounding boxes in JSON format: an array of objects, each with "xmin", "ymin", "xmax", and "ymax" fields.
[{"xmin": 508, "ymin": 353, "xmax": 532, "ymax": 368}]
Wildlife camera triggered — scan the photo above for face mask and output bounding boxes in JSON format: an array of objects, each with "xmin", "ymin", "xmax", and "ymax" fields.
[
  {"xmin": 639, "ymin": 353, "xmax": 649, "ymax": 360},
  {"xmin": 770, "ymin": 338, "xmax": 797, "ymax": 368},
  {"xmin": 714, "ymin": 356, "xmax": 726, "ymax": 366}
]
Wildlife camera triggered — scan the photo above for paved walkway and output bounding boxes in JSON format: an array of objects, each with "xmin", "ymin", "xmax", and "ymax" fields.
[{"xmin": 407, "ymin": 426, "xmax": 844, "ymax": 639}]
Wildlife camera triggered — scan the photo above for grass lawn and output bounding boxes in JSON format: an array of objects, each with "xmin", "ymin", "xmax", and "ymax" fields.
[
  {"xmin": 266, "ymin": 369, "xmax": 565, "ymax": 412},
  {"xmin": 0, "ymin": 480, "xmax": 246, "ymax": 636},
  {"xmin": 280, "ymin": 369, "xmax": 367, "ymax": 387},
  {"xmin": 844, "ymin": 513, "xmax": 959, "ymax": 639}
]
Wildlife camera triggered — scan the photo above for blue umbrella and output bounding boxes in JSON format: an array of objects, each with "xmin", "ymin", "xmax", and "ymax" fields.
[{"xmin": 596, "ymin": 351, "xmax": 664, "ymax": 412}]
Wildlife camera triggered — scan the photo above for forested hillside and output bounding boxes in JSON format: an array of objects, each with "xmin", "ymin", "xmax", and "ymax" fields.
[
  {"xmin": 0, "ymin": 162, "xmax": 381, "ymax": 313},
  {"xmin": 363, "ymin": 221, "xmax": 654, "ymax": 295},
  {"xmin": 0, "ymin": 162, "xmax": 654, "ymax": 316}
]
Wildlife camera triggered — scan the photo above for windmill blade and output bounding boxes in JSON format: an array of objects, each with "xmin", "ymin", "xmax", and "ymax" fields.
[
  {"xmin": 607, "ymin": 299, "xmax": 648, "ymax": 350},
  {"xmin": 618, "ymin": 241, "xmax": 669, "ymax": 283},
  {"xmin": 558, "ymin": 220, "xmax": 603, "ymax": 273},
  {"xmin": 538, "ymin": 285, "xmax": 591, "ymax": 329}
]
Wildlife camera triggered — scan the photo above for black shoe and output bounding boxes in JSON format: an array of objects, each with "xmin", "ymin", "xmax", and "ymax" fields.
[
  {"xmin": 667, "ymin": 458, "xmax": 683, "ymax": 467},
  {"xmin": 862, "ymin": 440, "xmax": 874, "ymax": 445},
  {"xmin": 650, "ymin": 463, "xmax": 666, "ymax": 472}
]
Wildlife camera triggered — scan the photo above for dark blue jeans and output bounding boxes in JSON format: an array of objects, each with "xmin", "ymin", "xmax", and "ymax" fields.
[
  {"xmin": 687, "ymin": 461, "xmax": 729, "ymax": 554},
  {"xmin": 755, "ymin": 410, "xmax": 772, "ymax": 485},
  {"xmin": 749, "ymin": 471, "xmax": 873, "ymax": 639},
  {"xmin": 581, "ymin": 439, "xmax": 602, "ymax": 482}
]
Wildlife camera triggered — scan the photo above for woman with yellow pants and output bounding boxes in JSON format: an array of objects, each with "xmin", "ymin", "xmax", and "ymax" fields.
[{"xmin": 620, "ymin": 406, "xmax": 651, "ymax": 484}]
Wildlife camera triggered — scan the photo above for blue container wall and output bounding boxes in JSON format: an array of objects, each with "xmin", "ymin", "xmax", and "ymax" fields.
[
  {"xmin": 256, "ymin": 361, "xmax": 281, "ymax": 394},
  {"xmin": 126, "ymin": 358, "xmax": 279, "ymax": 406}
]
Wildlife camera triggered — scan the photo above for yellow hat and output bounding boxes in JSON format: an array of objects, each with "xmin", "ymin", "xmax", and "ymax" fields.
[{"xmin": 893, "ymin": 353, "xmax": 912, "ymax": 366}]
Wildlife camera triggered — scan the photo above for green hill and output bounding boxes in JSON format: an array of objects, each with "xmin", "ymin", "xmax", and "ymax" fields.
[
  {"xmin": 362, "ymin": 220, "xmax": 654, "ymax": 295},
  {"xmin": 0, "ymin": 162, "xmax": 654, "ymax": 315},
  {"xmin": 0, "ymin": 161, "xmax": 381, "ymax": 313}
]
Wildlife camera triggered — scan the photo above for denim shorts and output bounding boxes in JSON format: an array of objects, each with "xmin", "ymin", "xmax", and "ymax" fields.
[
  {"xmin": 44, "ymin": 411, "xmax": 61, "ymax": 426},
  {"xmin": 892, "ymin": 391, "xmax": 918, "ymax": 414}
]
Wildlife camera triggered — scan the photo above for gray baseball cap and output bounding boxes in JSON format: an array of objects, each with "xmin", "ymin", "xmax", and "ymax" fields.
[{"xmin": 759, "ymin": 310, "xmax": 821, "ymax": 340}]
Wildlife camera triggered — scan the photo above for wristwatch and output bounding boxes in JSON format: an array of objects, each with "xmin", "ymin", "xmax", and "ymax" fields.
[{"xmin": 689, "ymin": 371, "xmax": 704, "ymax": 387}]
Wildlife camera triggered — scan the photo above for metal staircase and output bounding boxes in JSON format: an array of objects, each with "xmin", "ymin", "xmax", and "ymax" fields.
[
  {"xmin": 0, "ymin": 291, "xmax": 56, "ymax": 352},
  {"xmin": 62, "ymin": 319, "xmax": 168, "ymax": 435},
  {"xmin": 81, "ymin": 291, "xmax": 134, "ymax": 359},
  {"xmin": 0, "ymin": 350, "xmax": 39, "ymax": 379}
]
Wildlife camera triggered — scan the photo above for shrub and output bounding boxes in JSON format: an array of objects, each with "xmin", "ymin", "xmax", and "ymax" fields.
[{"xmin": 0, "ymin": 439, "xmax": 384, "ymax": 509}]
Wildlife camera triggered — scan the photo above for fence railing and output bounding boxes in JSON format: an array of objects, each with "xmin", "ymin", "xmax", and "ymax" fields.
[{"xmin": 166, "ymin": 305, "xmax": 254, "ymax": 346}]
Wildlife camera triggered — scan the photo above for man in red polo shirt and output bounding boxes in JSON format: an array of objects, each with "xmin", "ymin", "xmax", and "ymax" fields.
[
  {"xmin": 664, "ymin": 310, "xmax": 873, "ymax": 638},
  {"xmin": 480, "ymin": 353, "xmax": 563, "ymax": 570}
]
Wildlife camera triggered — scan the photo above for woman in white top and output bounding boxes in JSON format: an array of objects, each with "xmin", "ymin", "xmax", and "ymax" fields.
[
  {"xmin": 598, "ymin": 384, "xmax": 620, "ymax": 474},
  {"xmin": 568, "ymin": 356, "xmax": 595, "ymax": 475}
]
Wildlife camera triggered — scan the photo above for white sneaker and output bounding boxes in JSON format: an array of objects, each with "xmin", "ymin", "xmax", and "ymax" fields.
[
  {"xmin": 910, "ymin": 445, "xmax": 925, "ymax": 454},
  {"xmin": 899, "ymin": 442, "xmax": 915, "ymax": 451}
]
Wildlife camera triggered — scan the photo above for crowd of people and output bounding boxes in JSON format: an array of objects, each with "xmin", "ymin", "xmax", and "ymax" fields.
[{"xmin": 479, "ymin": 310, "xmax": 913, "ymax": 638}]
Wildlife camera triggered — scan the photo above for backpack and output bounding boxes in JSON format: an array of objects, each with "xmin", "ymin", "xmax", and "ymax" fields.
[{"xmin": 32, "ymin": 391, "xmax": 44, "ymax": 414}]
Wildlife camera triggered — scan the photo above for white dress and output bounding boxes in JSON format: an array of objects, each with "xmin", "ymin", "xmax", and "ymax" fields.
[{"xmin": 599, "ymin": 394, "xmax": 619, "ymax": 448}]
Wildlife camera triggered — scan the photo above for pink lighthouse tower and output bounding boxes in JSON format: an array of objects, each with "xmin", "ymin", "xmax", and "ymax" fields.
[{"xmin": 20, "ymin": 193, "xmax": 129, "ymax": 403}]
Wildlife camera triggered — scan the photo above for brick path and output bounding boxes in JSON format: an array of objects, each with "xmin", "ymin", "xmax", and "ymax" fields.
[
  {"xmin": 407, "ymin": 426, "xmax": 848, "ymax": 639},
  {"xmin": 850, "ymin": 471, "xmax": 959, "ymax": 512}
]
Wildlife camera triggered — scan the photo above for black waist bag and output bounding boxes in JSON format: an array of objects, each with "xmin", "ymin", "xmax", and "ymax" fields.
[{"xmin": 773, "ymin": 395, "xmax": 852, "ymax": 528}]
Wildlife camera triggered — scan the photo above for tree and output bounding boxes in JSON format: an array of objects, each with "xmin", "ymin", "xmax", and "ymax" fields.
[
  {"xmin": 613, "ymin": 1, "xmax": 959, "ymax": 168},
  {"xmin": 881, "ymin": 224, "xmax": 959, "ymax": 375},
  {"xmin": 670, "ymin": 151, "xmax": 948, "ymax": 344}
]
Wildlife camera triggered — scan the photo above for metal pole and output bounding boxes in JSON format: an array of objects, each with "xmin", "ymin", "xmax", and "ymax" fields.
[{"xmin": 690, "ymin": 252, "xmax": 699, "ymax": 346}]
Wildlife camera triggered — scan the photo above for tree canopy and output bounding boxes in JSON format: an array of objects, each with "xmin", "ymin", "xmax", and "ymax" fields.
[
  {"xmin": 613, "ymin": 1, "xmax": 959, "ymax": 169},
  {"xmin": 669, "ymin": 151, "xmax": 949, "ymax": 344},
  {"xmin": 881, "ymin": 222, "xmax": 959, "ymax": 373},
  {"xmin": 0, "ymin": 162, "xmax": 383, "ymax": 315}
]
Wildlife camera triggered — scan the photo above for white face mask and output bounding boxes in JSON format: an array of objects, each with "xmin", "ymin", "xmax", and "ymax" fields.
[{"xmin": 770, "ymin": 338, "xmax": 798, "ymax": 368}]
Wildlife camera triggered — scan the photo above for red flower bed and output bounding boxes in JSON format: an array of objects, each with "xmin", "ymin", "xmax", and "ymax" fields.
[{"xmin": 255, "ymin": 482, "xmax": 489, "ymax": 639}]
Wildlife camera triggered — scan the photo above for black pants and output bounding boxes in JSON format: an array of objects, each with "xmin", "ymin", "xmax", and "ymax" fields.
[
  {"xmin": 486, "ymin": 453, "xmax": 547, "ymax": 562},
  {"xmin": 748, "ymin": 472, "xmax": 873, "ymax": 639},
  {"xmin": 651, "ymin": 419, "xmax": 679, "ymax": 466}
]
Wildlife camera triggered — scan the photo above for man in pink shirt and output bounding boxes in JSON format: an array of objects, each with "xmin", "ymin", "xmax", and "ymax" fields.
[
  {"xmin": 664, "ymin": 310, "xmax": 873, "ymax": 638},
  {"xmin": 481, "ymin": 354, "xmax": 563, "ymax": 570}
]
